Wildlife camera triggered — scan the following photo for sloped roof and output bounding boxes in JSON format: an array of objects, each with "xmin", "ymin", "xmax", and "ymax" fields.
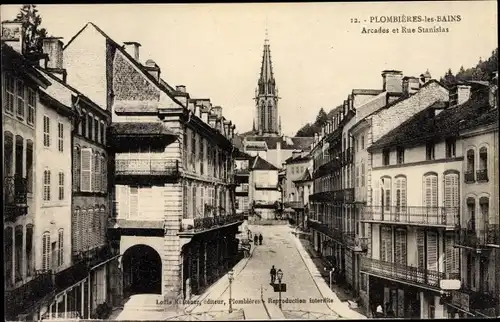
[
  {"xmin": 369, "ymin": 88, "xmax": 492, "ymax": 151},
  {"xmin": 352, "ymin": 89, "xmax": 384, "ymax": 95},
  {"xmin": 285, "ymin": 153, "xmax": 311, "ymax": 164},
  {"xmin": 293, "ymin": 168, "xmax": 313, "ymax": 183},
  {"xmin": 242, "ymin": 135, "xmax": 313, "ymax": 151},
  {"xmin": 1, "ymin": 43, "xmax": 51, "ymax": 88},
  {"xmin": 251, "ymin": 155, "xmax": 279, "ymax": 171},
  {"xmin": 64, "ymin": 22, "xmax": 184, "ymax": 107}
]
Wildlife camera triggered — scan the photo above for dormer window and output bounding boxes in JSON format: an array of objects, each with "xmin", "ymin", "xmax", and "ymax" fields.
[
  {"xmin": 426, "ymin": 142, "xmax": 435, "ymax": 160},
  {"xmin": 382, "ymin": 149, "xmax": 390, "ymax": 166},
  {"xmin": 396, "ymin": 147, "xmax": 404, "ymax": 164},
  {"xmin": 446, "ymin": 138, "xmax": 456, "ymax": 158}
]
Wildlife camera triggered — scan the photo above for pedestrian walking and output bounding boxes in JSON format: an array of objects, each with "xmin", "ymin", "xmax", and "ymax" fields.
[
  {"xmin": 259, "ymin": 233, "xmax": 263, "ymax": 245},
  {"xmin": 247, "ymin": 229, "xmax": 252, "ymax": 239},
  {"xmin": 270, "ymin": 265, "xmax": 277, "ymax": 284},
  {"xmin": 254, "ymin": 234, "xmax": 258, "ymax": 246}
]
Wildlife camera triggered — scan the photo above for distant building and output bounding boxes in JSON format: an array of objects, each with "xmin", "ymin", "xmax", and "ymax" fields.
[
  {"xmin": 236, "ymin": 34, "xmax": 313, "ymax": 168},
  {"xmin": 234, "ymin": 150, "xmax": 252, "ymax": 215},
  {"xmin": 248, "ymin": 155, "xmax": 281, "ymax": 220}
]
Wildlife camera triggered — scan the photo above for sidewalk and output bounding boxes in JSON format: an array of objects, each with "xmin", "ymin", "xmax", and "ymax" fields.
[
  {"xmin": 291, "ymin": 230, "xmax": 367, "ymax": 319},
  {"xmin": 183, "ymin": 243, "xmax": 257, "ymax": 313}
]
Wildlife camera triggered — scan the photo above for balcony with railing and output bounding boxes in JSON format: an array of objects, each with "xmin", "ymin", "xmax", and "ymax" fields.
[
  {"xmin": 307, "ymin": 219, "xmax": 343, "ymax": 242},
  {"xmin": 253, "ymin": 200, "xmax": 280, "ymax": 209},
  {"xmin": 360, "ymin": 257, "xmax": 459, "ymax": 291},
  {"xmin": 180, "ymin": 213, "xmax": 245, "ymax": 235},
  {"xmin": 313, "ymin": 158, "xmax": 342, "ymax": 179},
  {"xmin": 254, "ymin": 182, "xmax": 279, "ymax": 190},
  {"xmin": 344, "ymin": 231, "xmax": 369, "ymax": 252},
  {"xmin": 464, "ymin": 171, "xmax": 475, "ymax": 183},
  {"xmin": 476, "ymin": 169, "xmax": 488, "ymax": 182},
  {"xmin": 450, "ymin": 287, "xmax": 498, "ymax": 317},
  {"xmin": 309, "ymin": 190, "xmax": 344, "ymax": 203},
  {"xmin": 344, "ymin": 188, "xmax": 354, "ymax": 203},
  {"xmin": 454, "ymin": 223, "xmax": 500, "ymax": 249},
  {"xmin": 115, "ymin": 158, "xmax": 179, "ymax": 178},
  {"xmin": 360, "ymin": 206, "xmax": 457, "ymax": 229},
  {"xmin": 5, "ymin": 270, "xmax": 55, "ymax": 320},
  {"xmin": 4, "ymin": 175, "xmax": 28, "ymax": 221}
]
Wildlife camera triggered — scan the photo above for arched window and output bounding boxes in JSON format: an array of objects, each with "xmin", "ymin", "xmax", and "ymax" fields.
[
  {"xmin": 73, "ymin": 145, "xmax": 81, "ymax": 191},
  {"xmin": 466, "ymin": 149, "xmax": 475, "ymax": 172},
  {"xmin": 267, "ymin": 101, "xmax": 273, "ymax": 130},
  {"xmin": 260, "ymin": 102, "xmax": 266, "ymax": 131},
  {"xmin": 43, "ymin": 170, "xmax": 51, "ymax": 201},
  {"xmin": 423, "ymin": 172, "xmax": 438, "ymax": 209},
  {"xmin": 42, "ymin": 231, "xmax": 51, "ymax": 271},
  {"xmin": 466, "ymin": 197, "xmax": 476, "ymax": 232},
  {"xmin": 58, "ymin": 171, "xmax": 65, "ymax": 200},
  {"xmin": 395, "ymin": 176, "xmax": 407, "ymax": 215},
  {"xmin": 14, "ymin": 225, "xmax": 23, "ymax": 281},
  {"xmin": 478, "ymin": 147, "xmax": 488, "ymax": 181},
  {"xmin": 381, "ymin": 176, "xmax": 392, "ymax": 214},
  {"xmin": 479, "ymin": 197, "xmax": 489, "ymax": 232}
]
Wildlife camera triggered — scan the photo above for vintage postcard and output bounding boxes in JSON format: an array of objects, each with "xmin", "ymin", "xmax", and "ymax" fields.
[{"xmin": 2, "ymin": 1, "xmax": 498, "ymax": 321}]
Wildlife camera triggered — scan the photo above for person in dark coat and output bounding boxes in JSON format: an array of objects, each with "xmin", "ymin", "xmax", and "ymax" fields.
[
  {"xmin": 259, "ymin": 233, "xmax": 263, "ymax": 245},
  {"xmin": 270, "ymin": 265, "xmax": 277, "ymax": 284},
  {"xmin": 254, "ymin": 234, "xmax": 258, "ymax": 245}
]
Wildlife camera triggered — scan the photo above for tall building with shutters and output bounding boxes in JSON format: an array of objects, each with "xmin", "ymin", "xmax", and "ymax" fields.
[
  {"xmin": 448, "ymin": 77, "xmax": 499, "ymax": 318},
  {"xmin": 363, "ymin": 81, "xmax": 495, "ymax": 318},
  {"xmin": 2, "ymin": 24, "xmax": 54, "ymax": 320},
  {"xmin": 63, "ymin": 22, "xmax": 243, "ymax": 306}
]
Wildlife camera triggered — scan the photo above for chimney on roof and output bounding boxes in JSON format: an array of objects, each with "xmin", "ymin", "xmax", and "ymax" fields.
[
  {"xmin": 144, "ymin": 59, "xmax": 160, "ymax": 82},
  {"xmin": 42, "ymin": 37, "xmax": 67, "ymax": 82},
  {"xmin": 382, "ymin": 70, "xmax": 403, "ymax": 93},
  {"xmin": 1, "ymin": 20, "xmax": 25, "ymax": 54},
  {"xmin": 123, "ymin": 42, "xmax": 141, "ymax": 61},
  {"xmin": 176, "ymin": 85, "xmax": 186, "ymax": 93},
  {"xmin": 212, "ymin": 106, "xmax": 222, "ymax": 117},
  {"xmin": 449, "ymin": 84, "xmax": 471, "ymax": 108}
]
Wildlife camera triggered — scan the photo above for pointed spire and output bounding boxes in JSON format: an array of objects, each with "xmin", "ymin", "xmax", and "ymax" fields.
[{"xmin": 259, "ymin": 30, "xmax": 275, "ymax": 88}]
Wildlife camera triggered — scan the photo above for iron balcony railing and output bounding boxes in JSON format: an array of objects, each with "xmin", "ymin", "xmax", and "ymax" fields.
[
  {"xmin": 360, "ymin": 206, "xmax": 457, "ymax": 227},
  {"xmin": 454, "ymin": 224, "xmax": 500, "ymax": 248},
  {"xmin": 5, "ymin": 270, "xmax": 55, "ymax": 320},
  {"xmin": 343, "ymin": 232, "xmax": 369, "ymax": 252},
  {"xmin": 4, "ymin": 175, "xmax": 28, "ymax": 220},
  {"xmin": 360, "ymin": 257, "xmax": 459, "ymax": 290},
  {"xmin": 450, "ymin": 287, "xmax": 499, "ymax": 317},
  {"xmin": 191, "ymin": 213, "xmax": 245, "ymax": 232},
  {"xmin": 253, "ymin": 200, "xmax": 280, "ymax": 208},
  {"xmin": 476, "ymin": 169, "xmax": 488, "ymax": 182},
  {"xmin": 313, "ymin": 158, "xmax": 342, "ymax": 178},
  {"xmin": 464, "ymin": 171, "xmax": 475, "ymax": 183},
  {"xmin": 307, "ymin": 219, "xmax": 343, "ymax": 242},
  {"xmin": 115, "ymin": 159, "xmax": 179, "ymax": 177},
  {"xmin": 254, "ymin": 183, "xmax": 279, "ymax": 189},
  {"xmin": 309, "ymin": 190, "xmax": 344, "ymax": 203}
]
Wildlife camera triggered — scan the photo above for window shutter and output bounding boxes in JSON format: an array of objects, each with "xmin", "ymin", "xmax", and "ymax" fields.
[
  {"xmin": 431, "ymin": 175, "xmax": 438, "ymax": 207},
  {"xmin": 58, "ymin": 230, "xmax": 64, "ymax": 266},
  {"xmin": 395, "ymin": 229, "xmax": 407, "ymax": 265},
  {"xmin": 401, "ymin": 178, "xmax": 407, "ymax": 208},
  {"xmin": 95, "ymin": 154, "xmax": 101, "ymax": 192},
  {"xmin": 417, "ymin": 230, "xmax": 425, "ymax": 269},
  {"xmin": 427, "ymin": 232, "xmax": 438, "ymax": 271},
  {"xmin": 445, "ymin": 235, "xmax": 454, "ymax": 275},
  {"xmin": 43, "ymin": 234, "xmax": 50, "ymax": 271},
  {"xmin": 81, "ymin": 148, "xmax": 92, "ymax": 192}
]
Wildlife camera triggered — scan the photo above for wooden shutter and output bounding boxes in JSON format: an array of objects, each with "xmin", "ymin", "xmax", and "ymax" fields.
[
  {"xmin": 129, "ymin": 187, "xmax": 138, "ymax": 219},
  {"xmin": 384, "ymin": 178, "xmax": 392, "ymax": 211},
  {"xmin": 116, "ymin": 185, "xmax": 129, "ymax": 219},
  {"xmin": 42, "ymin": 233, "xmax": 50, "ymax": 271},
  {"xmin": 81, "ymin": 148, "xmax": 92, "ymax": 192},
  {"xmin": 380, "ymin": 227, "xmax": 392, "ymax": 262},
  {"xmin": 58, "ymin": 229, "xmax": 64, "ymax": 266},
  {"xmin": 417, "ymin": 230, "xmax": 425, "ymax": 269},
  {"xmin": 427, "ymin": 232, "xmax": 438, "ymax": 271}
]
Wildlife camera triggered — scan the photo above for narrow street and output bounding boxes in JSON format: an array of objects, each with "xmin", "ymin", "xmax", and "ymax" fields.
[{"xmin": 189, "ymin": 225, "xmax": 341, "ymax": 319}]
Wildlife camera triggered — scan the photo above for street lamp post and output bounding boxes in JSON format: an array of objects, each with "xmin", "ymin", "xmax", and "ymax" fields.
[
  {"xmin": 277, "ymin": 269, "xmax": 283, "ymax": 309},
  {"xmin": 228, "ymin": 270, "xmax": 234, "ymax": 313}
]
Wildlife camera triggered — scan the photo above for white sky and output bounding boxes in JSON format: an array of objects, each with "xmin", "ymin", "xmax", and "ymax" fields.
[{"xmin": 1, "ymin": 2, "xmax": 497, "ymax": 136}]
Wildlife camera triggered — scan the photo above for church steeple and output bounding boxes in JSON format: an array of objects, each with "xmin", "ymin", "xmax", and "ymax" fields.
[{"xmin": 255, "ymin": 30, "xmax": 280, "ymax": 136}]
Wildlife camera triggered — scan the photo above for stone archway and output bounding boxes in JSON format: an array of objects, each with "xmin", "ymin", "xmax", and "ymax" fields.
[{"xmin": 122, "ymin": 244, "xmax": 162, "ymax": 296}]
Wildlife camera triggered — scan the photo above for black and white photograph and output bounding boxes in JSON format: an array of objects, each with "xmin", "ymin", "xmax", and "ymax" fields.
[{"xmin": 1, "ymin": 1, "xmax": 498, "ymax": 320}]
